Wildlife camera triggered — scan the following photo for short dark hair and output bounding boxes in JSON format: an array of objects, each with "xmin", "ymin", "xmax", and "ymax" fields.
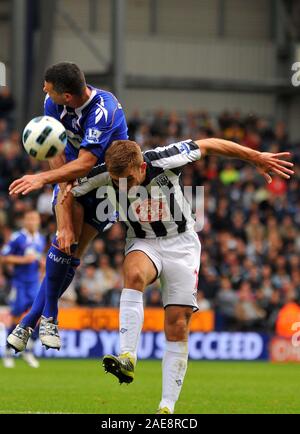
[{"xmin": 44, "ymin": 62, "xmax": 86, "ymax": 96}]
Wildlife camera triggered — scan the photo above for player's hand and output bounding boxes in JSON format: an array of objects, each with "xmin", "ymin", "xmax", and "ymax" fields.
[
  {"xmin": 254, "ymin": 152, "xmax": 294, "ymax": 183},
  {"xmin": 60, "ymin": 182, "xmax": 75, "ymax": 205},
  {"xmin": 9, "ymin": 174, "xmax": 46, "ymax": 196},
  {"xmin": 57, "ymin": 227, "xmax": 75, "ymax": 256}
]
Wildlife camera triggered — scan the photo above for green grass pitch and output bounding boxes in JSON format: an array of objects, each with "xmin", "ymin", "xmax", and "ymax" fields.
[{"xmin": 0, "ymin": 359, "xmax": 300, "ymax": 414}]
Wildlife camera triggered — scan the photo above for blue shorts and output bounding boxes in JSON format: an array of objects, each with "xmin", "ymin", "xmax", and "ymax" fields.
[
  {"xmin": 9, "ymin": 280, "xmax": 40, "ymax": 317},
  {"xmin": 52, "ymin": 185, "xmax": 117, "ymax": 233}
]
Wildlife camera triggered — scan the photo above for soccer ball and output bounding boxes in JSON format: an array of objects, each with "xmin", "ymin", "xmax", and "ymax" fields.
[{"xmin": 22, "ymin": 116, "xmax": 67, "ymax": 160}]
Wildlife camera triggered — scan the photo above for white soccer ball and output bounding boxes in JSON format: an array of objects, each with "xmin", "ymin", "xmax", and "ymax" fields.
[{"xmin": 22, "ymin": 116, "xmax": 67, "ymax": 160}]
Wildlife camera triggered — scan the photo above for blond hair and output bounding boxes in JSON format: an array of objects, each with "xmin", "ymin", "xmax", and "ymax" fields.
[{"xmin": 105, "ymin": 140, "xmax": 143, "ymax": 175}]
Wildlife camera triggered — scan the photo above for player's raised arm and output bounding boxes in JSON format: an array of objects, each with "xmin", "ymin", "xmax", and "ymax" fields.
[
  {"xmin": 9, "ymin": 149, "xmax": 98, "ymax": 195},
  {"xmin": 196, "ymin": 138, "xmax": 294, "ymax": 184}
]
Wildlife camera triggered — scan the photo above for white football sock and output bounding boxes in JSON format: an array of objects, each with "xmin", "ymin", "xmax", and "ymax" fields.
[
  {"xmin": 159, "ymin": 340, "xmax": 189, "ymax": 413},
  {"xmin": 119, "ymin": 288, "xmax": 144, "ymax": 362}
]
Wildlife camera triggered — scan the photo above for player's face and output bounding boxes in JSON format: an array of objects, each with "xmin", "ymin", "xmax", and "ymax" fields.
[
  {"xmin": 111, "ymin": 162, "xmax": 147, "ymax": 191},
  {"xmin": 24, "ymin": 212, "xmax": 41, "ymax": 233},
  {"xmin": 43, "ymin": 81, "xmax": 72, "ymax": 106}
]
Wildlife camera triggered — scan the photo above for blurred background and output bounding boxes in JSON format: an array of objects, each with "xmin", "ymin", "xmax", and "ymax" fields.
[{"xmin": 1, "ymin": 0, "xmax": 300, "ymax": 362}]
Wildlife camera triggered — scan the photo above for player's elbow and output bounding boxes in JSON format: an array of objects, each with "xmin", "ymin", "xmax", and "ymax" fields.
[
  {"xmin": 195, "ymin": 139, "xmax": 209, "ymax": 157},
  {"xmin": 196, "ymin": 138, "xmax": 219, "ymax": 157}
]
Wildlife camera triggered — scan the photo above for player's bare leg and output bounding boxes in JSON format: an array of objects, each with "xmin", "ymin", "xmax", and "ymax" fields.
[
  {"xmin": 74, "ymin": 222, "xmax": 98, "ymax": 259},
  {"xmin": 102, "ymin": 251, "xmax": 157, "ymax": 383},
  {"xmin": 156, "ymin": 306, "xmax": 192, "ymax": 414}
]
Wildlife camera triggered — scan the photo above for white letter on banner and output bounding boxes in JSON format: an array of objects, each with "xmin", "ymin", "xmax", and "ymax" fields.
[
  {"xmin": 230, "ymin": 333, "xmax": 244, "ymax": 359},
  {"xmin": 154, "ymin": 332, "xmax": 166, "ymax": 359},
  {"xmin": 244, "ymin": 333, "xmax": 263, "ymax": 360},
  {"xmin": 202, "ymin": 332, "xmax": 218, "ymax": 359},
  {"xmin": 218, "ymin": 332, "xmax": 231, "ymax": 359},
  {"xmin": 188, "ymin": 333, "xmax": 203, "ymax": 359},
  {"xmin": 138, "ymin": 332, "xmax": 154, "ymax": 359},
  {"xmin": 79, "ymin": 330, "xmax": 98, "ymax": 357},
  {"xmin": 99, "ymin": 331, "xmax": 119, "ymax": 355}
]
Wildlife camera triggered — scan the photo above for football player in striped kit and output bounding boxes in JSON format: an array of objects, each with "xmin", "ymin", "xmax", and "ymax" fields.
[{"xmin": 71, "ymin": 137, "xmax": 293, "ymax": 414}]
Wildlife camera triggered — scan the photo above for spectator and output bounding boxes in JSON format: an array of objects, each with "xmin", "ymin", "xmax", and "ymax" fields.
[
  {"xmin": 235, "ymin": 281, "xmax": 266, "ymax": 331},
  {"xmin": 216, "ymin": 277, "xmax": 238, "ymax": 330}
]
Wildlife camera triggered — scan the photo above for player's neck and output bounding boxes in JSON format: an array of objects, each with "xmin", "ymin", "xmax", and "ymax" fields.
[
  {"xmin": 69, "ymin": 86, "xmax": 92, "ymax": 109},
  {"xmin": 27, "ymin": 229, "xmax": 36, "ymax": 236}
]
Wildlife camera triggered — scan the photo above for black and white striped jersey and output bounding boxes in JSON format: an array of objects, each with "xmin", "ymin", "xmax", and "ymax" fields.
[{"xmin": 73, "ymin": 139, "xmax": 201, "ymax": 239}]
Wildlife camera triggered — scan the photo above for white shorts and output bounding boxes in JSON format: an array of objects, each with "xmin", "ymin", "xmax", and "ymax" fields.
[{"xmin": 125, "ymin": 230, "xmax": 201, "ymax": 311}]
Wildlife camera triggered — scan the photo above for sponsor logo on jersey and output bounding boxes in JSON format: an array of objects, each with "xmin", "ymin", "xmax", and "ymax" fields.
[
  {"xmin": 72, "ymin": 118, "xmax": 79, "ymax": 130},
  {"xmin": 134, "ymin": 198, "xmax": 170, "ymax": 222},
  {"xmin": 156, "ymin": 174, "xmax": 169, "ymax": 187}
]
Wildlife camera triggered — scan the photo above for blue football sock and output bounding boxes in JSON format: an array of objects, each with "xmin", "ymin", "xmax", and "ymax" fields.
[
  {"xmin": 42, "ymin": 239, "xmax": 74, "ymax": 321},
  {"xmin": 20, "ymin": 257, "xmax": 80, "ymax": 328},
  {"xmin": 20, "ymin": 279, "xmax": 47, "ymax": 329},
  {"xmin": 58, "ymin": 257, "xmax": 81, "ymax": 298},
  {"xmin": 30, "ymin": 327, "xmax": 39, "ymax": 341}
]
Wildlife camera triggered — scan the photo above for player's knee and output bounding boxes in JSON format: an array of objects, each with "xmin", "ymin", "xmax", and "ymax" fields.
[
  {"xmin": 165, "ymin": 311, "xmax": 192, "ymax": 341},
  {"xmin": 124, "ymin": 266, "xmax": 147, "ymax": 291}
]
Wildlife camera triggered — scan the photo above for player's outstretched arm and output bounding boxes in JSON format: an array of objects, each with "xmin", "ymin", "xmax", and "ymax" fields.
[
  {"xmin": 196, "ymin": 138, "xmax": 294, "ymax": 183},
  {"xmin": 9, "ymin": 149, "xmax": 98, "ymax": 196},
  {"xmin": 0, "ymin": 254, "xmax": 37, "ymax": 265}
]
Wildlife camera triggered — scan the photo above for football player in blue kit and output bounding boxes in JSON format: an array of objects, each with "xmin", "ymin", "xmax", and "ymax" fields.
[
  {"xmin": 1, "ymin": 210, "xmax": 45, "ymax": 367},
  {"xmin": 7, "ymin": 62, "xmax": 128, "ymax": 352}
]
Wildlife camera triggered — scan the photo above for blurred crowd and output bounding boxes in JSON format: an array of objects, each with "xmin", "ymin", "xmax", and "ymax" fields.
[{"xmin": 1, "ymin": 86, "xmax": 300, "ymax": 333}]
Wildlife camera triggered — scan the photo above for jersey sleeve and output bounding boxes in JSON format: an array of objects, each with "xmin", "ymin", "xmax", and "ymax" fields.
[
  {"xmin": 72, "ymin": 163, "xmax": 110, "ymax": 197},
  {"xmin": 0, "ymin": 233, "xmax": 21, "ymax": 256},
  {"xmin": 144, "ymin": 140, "xmax": 201, "ymax": 171},
  {"xmin": 80, "ymin": 106, "xmax": 115, "ymax": 160},
  {"xmin": 44, "ymin": 95, "xmax": 59, "ymax": 120}
]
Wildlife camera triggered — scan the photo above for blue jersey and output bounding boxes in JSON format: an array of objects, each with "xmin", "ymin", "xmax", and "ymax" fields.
[
  {"xmin": 1, "ymin": 230, "xmax": 45, "ymax": 283},
  {"xmin": 44, "ymin": 85, "xmax": 128, "ymax": 163}
]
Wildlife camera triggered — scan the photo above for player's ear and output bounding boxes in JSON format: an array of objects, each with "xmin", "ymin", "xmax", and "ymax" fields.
[
  {"xmin": 141, "ymin": 161, "xmax": 147, "ymax": 172},
  {"xmin": 64, "ymin": 92, "xmax": 72, "ymax": 103}
]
